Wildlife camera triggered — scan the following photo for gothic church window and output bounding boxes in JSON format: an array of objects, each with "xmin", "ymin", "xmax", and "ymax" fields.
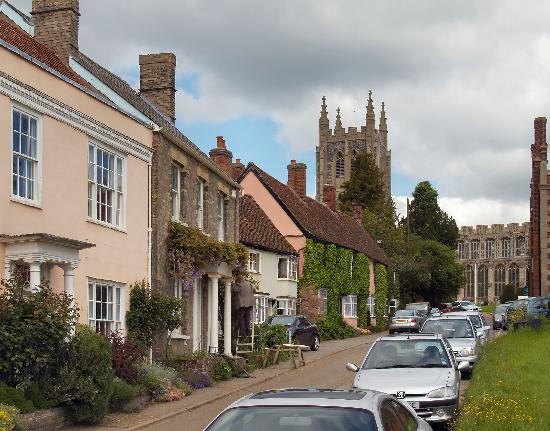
[
  {"xmin": 508, "ymin": 264, "xmax": 520, "ymax": 289},
  {"xmin": 478, "ymin": 265, "xmax": 488, "ymax": 301},
  {"xmin": 335, "ymin": 152, "xmax": 345, "ymax": 178},
  {"xmin": 465, "ymin": 265, "xmax": 474, "ymax": 299},
  {"xmin": 495, "ymin": 265, "xmax": 505, "ymax": 297}
]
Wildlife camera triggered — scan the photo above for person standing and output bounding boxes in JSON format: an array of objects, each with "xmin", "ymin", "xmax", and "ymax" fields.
[{"xmin": 235, "ymin": 275, "xmax": 256, "ymax": 337}]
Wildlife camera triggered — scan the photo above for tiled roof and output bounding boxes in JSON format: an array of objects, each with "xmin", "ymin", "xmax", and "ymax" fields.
[
  {"xmin": 240, "ymin": 195, "xmax": 296, "ymax": 255},
  {"xmin": 0, "ymin": 19, "xmax": 89, "ymax": 88},
  {"xmin": 0, "ymin": 233, "xmax": 95, "ymax": 249},
  {"xmin": 242, "ymin": 163, "xmax": 391, "ymax": 266},
  {"xmin": 72, "ymin": 52, "xmax": 239, "ymax": 188}
]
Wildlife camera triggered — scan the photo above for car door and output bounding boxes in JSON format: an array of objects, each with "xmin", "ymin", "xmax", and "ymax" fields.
[
  {"xmin": 296, "ymin": 317, "xmax": 313, "ymax": 345},
  {"xmin": 380, "ymin": 399, "xmax": 418, "ymax": 431}
]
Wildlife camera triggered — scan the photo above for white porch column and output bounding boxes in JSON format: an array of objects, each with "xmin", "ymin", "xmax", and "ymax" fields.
[
  {"xmin": 192, "ymin": 278, "xmax": 200, "ymax": 352},
  {"xmin": 4, "ymin": 260, "xmax": 11, "ymax": 280},
  {"xmin": 224, "ymin": 279, "xmax": 232, "ymax": 357},
  {"xmin": 207, "ymin": 279, "xmax": 212, "ymax": 349},
  {"xmin": 63, "ymin": 265, "xmax": 75, "ymax": 307},
  {"xmin": 209, "ymin": 275, "xmax": 220, "ymax": 353},
  {"xmin": 29, "ymin": 262, "xmax": 41, "ymax": 291}
]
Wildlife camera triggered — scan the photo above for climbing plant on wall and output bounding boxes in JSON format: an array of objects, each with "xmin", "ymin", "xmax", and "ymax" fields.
[
  {"xmin": 374, "ymin": 263, "xmax": 389, "ymax": 329},
  {"xmin": 353, "ymin": 253, "xmax": 371, "ymax": 329}
]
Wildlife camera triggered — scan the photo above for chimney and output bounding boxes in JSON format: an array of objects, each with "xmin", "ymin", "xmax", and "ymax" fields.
[
  {"xmin": 352, "ymin": 203, "xmax": 363, "ymax": 224},
  {"xmin": 233, "ymin": 158, "xmax": 245, "ymax": 179},
  {"xmin": 31, "ymin": 0, "xmax": 80, "ymax": 64},
  {"xmin": 209, "ymin": 136, "xmax": 234, "ymax": 177},
  {"xmin": 139, "ymin": 53, "xmax": 177, "ymax": 123},
  {"xmin": 323, "ymin": 184, "xmax": 336, "ymax": 211},
  {"xmin": 533, "ymin": 117, "xmax": 548, "ymax": 162},
  {"xmin": 287, "ymin": 160, "xmax": 307, "ymax": 198}
]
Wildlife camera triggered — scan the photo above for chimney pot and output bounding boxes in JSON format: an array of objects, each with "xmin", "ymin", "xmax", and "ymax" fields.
[
  {"xmin": 352, "ymin": 203, "xmax": 363, "ymax": 223},
  {"xmin": 139, "ymin": 53, "xmax": 177, "ymax": 123},
  {"xmin": 216, "ymin": 136, "xmax": 226, "ymax": 149},
  {"xmin": 210, "ymin": 136, "xmax": 234, "ymax": 177},
  {"xmin": 287, "ymin": 160, "xmax": 307, "ymax": 198}
]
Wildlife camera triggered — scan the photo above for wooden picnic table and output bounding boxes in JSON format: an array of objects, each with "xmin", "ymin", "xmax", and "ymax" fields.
[{"xmin": 262, "ymin": 343, "xmax": 308, "ymax": 369}]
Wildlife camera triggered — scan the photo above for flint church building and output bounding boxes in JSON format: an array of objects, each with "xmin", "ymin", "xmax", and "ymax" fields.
[{"xmin": 316, "ymin": 92, "xmax": 391, "ymax": 205}]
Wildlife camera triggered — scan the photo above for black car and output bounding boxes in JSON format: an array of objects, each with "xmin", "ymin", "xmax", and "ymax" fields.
[{"xmin": 267, "ymin": 315, "xmax": 321, "ymax": 351}]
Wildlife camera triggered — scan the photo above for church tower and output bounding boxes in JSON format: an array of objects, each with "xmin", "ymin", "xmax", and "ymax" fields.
[{"xmin": 316, "ymin": 93, "xmax": 392, "ymax": 205}]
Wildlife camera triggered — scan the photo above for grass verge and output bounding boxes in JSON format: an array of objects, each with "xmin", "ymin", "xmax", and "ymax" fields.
[
  {"xmin": 454, "ymin": 326, "xmax": 550, "ymax": 430},
  {"xmin": 481, "ymin": 304, "xmax": 495, "ymax": 314}
]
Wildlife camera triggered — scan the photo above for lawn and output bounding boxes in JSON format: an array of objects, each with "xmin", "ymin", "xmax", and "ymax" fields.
[
  {"xmin": 480, "ymin": 304, "xmax": 495, "ymax": 314},
  {"xmin": 454, "ymin": 326, "xmax": 550, "ymax": 430}
]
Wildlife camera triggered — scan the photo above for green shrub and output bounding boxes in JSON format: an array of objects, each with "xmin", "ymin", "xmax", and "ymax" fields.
[
  {"xmin": 316, "ymin": 315, "xmax": 356, "ymax": 340},
  {"xmin": 53, "ymin": 325, "xmax": 114, "ymax": 425},
  {"xmin": 254, "ymin": 324, "xmax": 288, "ymax": 351},
  {"xmin": 174, "ymin": 381, "xmax": 193, "ymax": 396},
  {"xmin": 212, "ymin": 359, "xmax": 233, "ymax": 381},
  {"xmin": 24, "ymin": 382, "xmax": 55, "ymax": 410},
  {"xmin": 110, "ymin": 378, "xmax": 140, "ymax": 412},
  {"xmin": 135, "ymin": 363, "xmax": 185, "ymax": 402},
  {"xmin": 0, "ymin": 387, "xmax": 34, "ymax": 413},
  {"xmin": 500, "ymin": 284, "xmax": 517, "ymax": 303}
]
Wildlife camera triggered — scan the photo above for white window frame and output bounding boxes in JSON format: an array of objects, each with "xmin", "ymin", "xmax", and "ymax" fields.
[
  {"xmin": 277, "ymin": 256, "xmax": 298, "ymax": 281},
  {"xmin": 88, "ymin": 141, "xmax": 126, "ymax": 229},
  {"xmin": 343, "ymin": 295, "xmax": 358, "ymax": 318},
  {"xmin": 171, "ymin": 279, "xmax": 188, "ymax": 338},
  {"xmin": 368, "ymin": 295, "xmax": 376, "ymax": 317},
  {"xmin": 171, "ymin": 164, "xmax": 181, "ymax": 221},
  {"xmin": 197, "ymin": 179, "xmax": 205, "ymax": 230},
  {"xmin": 254, "ymin": 295, "xmax": 269, "ymax": 324},
  {"xmin": 88, "ymin": 279, "xmax": 124, "ymax": 334},
  {"xmin": 319, "ymin": 288, "xmax": 328, "ymax": 314},
  {"xmin": 217, "ymin": 192, "xmax": 225, "ymax": 241},
  {"xmin": 249, "ymin": 250, "xmax": 261, "ymax": 273},
  {"xmin": 277, "ymin": 298, "xmax": 296, "ymax": 316},
  {"xmin": 11, "ymin": 106, "xmax": 41, "ymax": 206}
]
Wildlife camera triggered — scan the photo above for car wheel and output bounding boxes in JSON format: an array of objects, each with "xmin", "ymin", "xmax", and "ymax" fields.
[{"xmin": 310, "ymin": 335, "xmax": 320, "ymax": 351}]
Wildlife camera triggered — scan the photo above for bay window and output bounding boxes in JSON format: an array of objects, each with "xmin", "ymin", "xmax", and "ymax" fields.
[
  {"xmin": 278, "ymin": 256, "xmax": 298, "ymax": 280},
  {"xmin": 277, "ymin": 298, "xmax": 296, "ymax": 315},
  {"xmin": 88, "ymin": 280, "xmax": 123, "ymax": 334},
  {"xmin": 249, "ymin": 251, "xmax": 260, "ymax": 273},
  {"xmin": 343, "ymin": 295, "xmax": 358, "ymax": 318},
  {"xmin": 171, "ymin": 164, "xmax": 181, "ymax": 221},
  {"xmin": 255, "ymin": 295, "xmax": 269, "ymax": 323},
  {"xmin": 88, "ymin": 143, "xmax": 125, "ymax": 227},
  {"xmin": 12, "ymin": 108, "xmax": 39, "ymax": 202}
]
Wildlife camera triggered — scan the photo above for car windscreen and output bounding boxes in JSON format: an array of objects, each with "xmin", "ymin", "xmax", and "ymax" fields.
[
  {"xmin": 394, "ymin": 310, "xmax": 415, "ymax": 317},
  {"xmin": 421, "ymin": 319, "xmax": 474, "ymax": 338},
  {"xmin": 269, "ymin": 316, "xmax": 295, "ymax": 326},
  {"xmin": 468, "ymin": 315, "xmax": 482, "ymax": 328},
  {"xmin": 362, "ymin": 339, "xmax": 451, "ymax": 370},
  {"xmin": 205, "ymin": 406, "xmax": 377, "ymax": 431}
]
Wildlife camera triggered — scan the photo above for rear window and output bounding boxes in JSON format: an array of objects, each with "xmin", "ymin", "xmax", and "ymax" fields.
[
  {"xmin": 495, "ymin": 305, "xmax": 508, "ymax": 313},
  {"xmin": 362, "ymin": 339, "xmax": 451, "ymax": 369},
  {"xmin": 269, "ymin": 316, "xmax": 295, "ymax": 326},
  {"xmin": 205, "ymin": 406, "xmax": 377, "ymax": 431},
  {"xmin": 421, "ymin": 319, "xmax": 474, "ymax": 338},
  {"xmin": 395, "ymin": 310, "xmax": 415, "ymax": 317}
]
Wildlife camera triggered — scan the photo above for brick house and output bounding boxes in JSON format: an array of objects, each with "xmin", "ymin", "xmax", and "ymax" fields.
[{"xmin": 1, "ymin": 0, "xmax": 241, "ymax": 355}]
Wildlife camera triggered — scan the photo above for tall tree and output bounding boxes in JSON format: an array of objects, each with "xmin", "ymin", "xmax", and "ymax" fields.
[
  {"xmin": 406, "ymin": 181, "xmax": 459, "ymax": 247},
  {"xmin": 338, "ymin": 153, "xmax": 386, "ymax": 212}
]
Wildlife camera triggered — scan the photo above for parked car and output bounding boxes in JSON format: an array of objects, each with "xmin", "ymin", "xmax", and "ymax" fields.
[
  {"xmin": 503, "ymin": 299, "xmax": 529, "ymax": 330},
  {"xmin": 420, "ymin": 316, "xmax": 481, "ymax": 374},
  {"xmin": 389, "ymin": 309, "xmax": 426, "ymax": 334},
  {"xmin": 438, "ymin": 303, "xmax": 453, "ymax": 313},
  {"xmin": 445, "ymin": 311, "xmax": 490, "ymax": 345},
  {"xmin": 202, "ymin": 388, "xmax": 433, "ymax": 431},
  {"xmin": 430, "ymin": 308, "xmax": 442, "ymax": 317},
  {"xmin": 451, "ymin": 301, "xmax": 479, "ymax": 312},
  {"xmin": 526, "ymin": 296, "xmax": 550, "ymax": 319},
  {"xmin": 492, "ymin": 304, "xmax": 510, "ymax": 330},
  {"xmin": 346, "ymin": 333, "xmax": 466, "ymax": 424},
  {"xmin": 267, "ymin": 315, "xmax": 320, "ymax": 351},
  {"xmin": 406, "ymin": 302, "xmax": 431, "ymax": 315}
]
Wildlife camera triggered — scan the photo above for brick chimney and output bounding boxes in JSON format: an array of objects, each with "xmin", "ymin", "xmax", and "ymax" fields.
[
  {"xmin": 233, "ymin": 158, "xmax": 245, "ymax": 179},
  {"xmin": 287, "ymin": 160, "xmax": 307, "ymax": 198},
  {"xmin": 209, "ymin": 136, "xmax": 234, "ymax": 176},
  {"xmin": 352, "ymin": 203, "xmax": 363, "ymax": 224},
  {"xmin": 31, "ymin": 0, "xmax": 80, "ymax": 64},
  {"xmin": 139, "ymin": 53, "xmax": 177, "ymax": 124},
  {"xmin": 323, "ymin": 184, "xmax": 336, "ymax": 211}
]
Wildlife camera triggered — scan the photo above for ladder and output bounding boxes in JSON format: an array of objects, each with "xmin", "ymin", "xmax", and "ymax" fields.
[{"xmin": 236, "ymin": 310, "xmax": 255, "ymax": 355}]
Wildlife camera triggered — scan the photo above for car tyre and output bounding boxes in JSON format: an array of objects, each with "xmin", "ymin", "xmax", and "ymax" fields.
[{"xmin": 310, "ymin": 335, "xmax": 320, "ymax": 351}]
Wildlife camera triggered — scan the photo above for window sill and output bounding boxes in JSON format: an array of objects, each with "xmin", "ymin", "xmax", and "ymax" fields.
[
  {"xmin": 87, "ymin": 217, "xmax": 127, "ymax": 233},
  {"xmin": 277, "ymin": 278, "xmax": 298, "ymax": 282},
  {"xmin": 10, "ymin": 195, "xmax": 42, "ymax": 209}
]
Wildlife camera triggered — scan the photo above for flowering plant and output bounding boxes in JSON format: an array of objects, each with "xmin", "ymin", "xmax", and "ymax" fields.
[{"xmin": 0, "ymin": 405, "xmax": 17, "ymax": 431}]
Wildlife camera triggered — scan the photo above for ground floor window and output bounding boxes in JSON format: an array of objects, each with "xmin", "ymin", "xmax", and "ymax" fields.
[
  {"xmin": 342, "ymin": 295, "xmax": 358, "ymax": 318},
  {"xmin": 318, "ymin": 288, "xmax": 328, "ymax": 314},
  {"xmin": 368, "ymin": 295, "xmax": 376, "ymax": 317},
  {"xmin": 254, "ymin": 295, "xmax": 269, "ymax": 323},
  {"xmin": 172, "ymin": 279, "xmax": 185, "ymax": 336},
  {"xmin": 277, "ymin": 298, "xmax": 296, "ymax": 315},
  {"xmin": 88, "ymin": 280, "xmax": 123, "ymax": 334}
]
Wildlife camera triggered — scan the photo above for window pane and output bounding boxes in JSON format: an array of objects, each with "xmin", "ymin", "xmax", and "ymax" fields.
[
  {"xmin": 20, "ymin": 134, "xmax": 28, "ymax": 155},
  {"xmin": 21, "ymin": 114, "xmax": 28, "ymax": 135},
  {"xmin": 278, "ymin": 258, "xmax": 288, "ymax": 278},
  {"xmin": 13, "ymin": 110, "xmax": 20, "ymax": 132},
  {"xmin": 12, "ymin": 131, "xmax": 19, "ymax": 153},
  {"xmin": 30, "ymin": 118, "xmax": 37, "ymax": 139}
]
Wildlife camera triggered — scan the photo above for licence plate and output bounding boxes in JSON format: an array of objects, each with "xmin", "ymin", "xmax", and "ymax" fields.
[
  {"xmin": 407, "ymin": 401, "xmax": 420, "ymax": 409},
  {"xmin": 396, "ymin": 319, "xmax": 407, "ymax": 323}
]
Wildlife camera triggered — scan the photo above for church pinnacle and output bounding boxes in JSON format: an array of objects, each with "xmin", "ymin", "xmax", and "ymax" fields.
[
  {"xmin": 320, "ymin": 96, "xmax": 329, "ymax": 128},
  {"xmin": 366, "ymin": 90, "xmax": 376, "ymax": 133},
  {"xmin": 379, "ymin": 102, "xmax": 387, "ymax": 132},
  {"xmin": 335, "ymin": 107, "xmax": 343, "ymax": 130}
]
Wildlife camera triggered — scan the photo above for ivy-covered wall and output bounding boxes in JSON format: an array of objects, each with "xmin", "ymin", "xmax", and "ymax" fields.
[
  {"xmin": 374, "ymin": 263, "xmax": 389, "ymax": 328},
  {"xmin": 300, "ymin": 239, "xmax": 381, "ymax": 329}
]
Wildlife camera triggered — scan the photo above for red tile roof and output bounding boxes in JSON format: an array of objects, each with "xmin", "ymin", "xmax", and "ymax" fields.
[
  {"xmin": 0, "ymin": 19, "xmax": 89, "ymax": 87},
  {"xmin": 242, "ymin": 163, "xmax": 391, "ymax": 266},
  {"xmin": 240, "ymin": 195, "xmax": 296, "ymax": 255}
]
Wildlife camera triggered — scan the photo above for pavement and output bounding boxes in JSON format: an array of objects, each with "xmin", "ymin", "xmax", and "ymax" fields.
[{"xmin": 63, "ymin": 333, "xmax": 380, "ymax": 431}]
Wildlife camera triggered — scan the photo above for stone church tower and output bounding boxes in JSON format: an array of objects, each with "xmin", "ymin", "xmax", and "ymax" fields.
[{"xmin": 316, "ymin": 92, "xmax": 391, "ymax": 205}]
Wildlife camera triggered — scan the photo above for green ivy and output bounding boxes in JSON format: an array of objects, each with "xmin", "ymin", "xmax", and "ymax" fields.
[
  {"xmin": 374, "ymin": 263, "xmax": 389, "ymax": 329},
  {"xmin": 353, "ymin": 254, "xmax": 371, "ymax": 329}
]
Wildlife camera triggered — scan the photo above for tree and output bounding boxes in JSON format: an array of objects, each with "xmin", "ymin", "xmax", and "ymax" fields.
[
  {"xmin": 406, "ymin": 181, "xmax": 459, "ymax": 247},
  {"xmin": 338, "ymin": 153, "xmax": 386, "ymax": 211}
]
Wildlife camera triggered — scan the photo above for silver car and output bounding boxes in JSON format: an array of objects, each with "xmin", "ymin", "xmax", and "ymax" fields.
[
  {"xmin": 346, "ymin": 334, "xmax": 467, "ymax": 424},
  {"xmin": 445, "ymin": 311, "xmax": 490, "ymax": 345},
  {"xmin": 389, "ymin": 309, "xmax": 425, "ymax": 333},
  {"xmin": 421, "ymin": 316, "xmax": 481, "ymax": 373},
  {"xmin": 202, "ymin": 388, "xmax": 433, "ymax": 431}
]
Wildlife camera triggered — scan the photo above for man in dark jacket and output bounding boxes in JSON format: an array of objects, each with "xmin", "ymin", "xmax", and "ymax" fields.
[{"xmin": 235, "ymin": 275, "xmax": 256, "ymax": 336}]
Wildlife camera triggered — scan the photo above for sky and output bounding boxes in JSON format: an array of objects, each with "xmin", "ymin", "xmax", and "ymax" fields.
[{"xmin": 11, "ymin": 0, "xmax": 548, "ymax": 226}]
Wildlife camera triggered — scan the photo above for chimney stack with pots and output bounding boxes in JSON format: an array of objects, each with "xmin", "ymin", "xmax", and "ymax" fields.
[
  {"xmin": 31, "ymin": 0, "xmax": 80, "ymax": 64},
  {"xmin": 352, "ymin": 203, "xmax": 363, "ymax": 224},
  {"xmin": 139, "ymin": 53, "xmax": 177, "ymax": 124},
  {"xmin": 287, "ymin": 160, "xmax": 307, "ymax": 198},
  {"xmin": 233, "ymin": 158, "xmax": 245, "ymax": 179},
  {"xmin": 209, "ymin": 136, "xmax": 234, "ymax": 177},
  {"xmin": 323, "ymin": 184, "xmax": 336, "ymax": 211}
]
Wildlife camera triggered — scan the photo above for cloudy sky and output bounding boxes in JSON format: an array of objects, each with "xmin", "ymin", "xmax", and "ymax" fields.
[{"xmin": 12, "ymin": 0, "xmax": 548, "ymax": 226}]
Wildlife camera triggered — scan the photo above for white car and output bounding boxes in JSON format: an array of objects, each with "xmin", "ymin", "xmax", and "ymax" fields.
[
  {"xmin": 445, "ymin": 311, "xmax": 490, "ymax": 345},
  {"xmin": 452, "ymin": 300, "xmax": 480, "ymax": 311},
  {"xmin": 202, "ymin": 388, "xmax": 433, "ymax": 431}
]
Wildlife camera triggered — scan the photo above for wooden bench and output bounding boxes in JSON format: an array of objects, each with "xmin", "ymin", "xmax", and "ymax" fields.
[{"xmin": 263, "ymin": 343, "xmax": 308, "ymax": 369}]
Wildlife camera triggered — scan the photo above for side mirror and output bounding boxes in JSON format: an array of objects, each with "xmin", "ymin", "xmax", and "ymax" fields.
[
  {"xmin": 458, "ymin": 361, "xmax": 469, "ymax": 371},
  {"xmin": 346, "ymin": 362, "xmax": 359, "ymax": 372}
]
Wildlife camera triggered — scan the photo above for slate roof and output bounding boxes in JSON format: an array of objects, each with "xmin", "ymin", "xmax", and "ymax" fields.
[
  {"xmin": 240, "ymin": 195, "xmax": 296, "ymax": 256},
  {"xmin": 0, "ymin": 19, "xmax": 89, "ymax": 87},
  {"xmin": 241, "ymin": 163, "xmax": 391, "ymax": 266}
]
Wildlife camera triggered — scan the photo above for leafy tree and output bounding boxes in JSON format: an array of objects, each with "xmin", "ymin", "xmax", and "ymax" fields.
[
  {"xmin": 338, "ymin": 153, "xmax": 386, "ymax": 211},
  {"xmin": 406, "ymin": 181, "xmax": 459, "ymax": 247}
]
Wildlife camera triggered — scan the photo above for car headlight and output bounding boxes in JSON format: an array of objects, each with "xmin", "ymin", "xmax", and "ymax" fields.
[
  {"xmin": 459, "ymin": 347, "xmax": 475, "ymax": 356},
  {"xmin": 427, "ymin": 386, "xmax": 457, "ymax": 398}
]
